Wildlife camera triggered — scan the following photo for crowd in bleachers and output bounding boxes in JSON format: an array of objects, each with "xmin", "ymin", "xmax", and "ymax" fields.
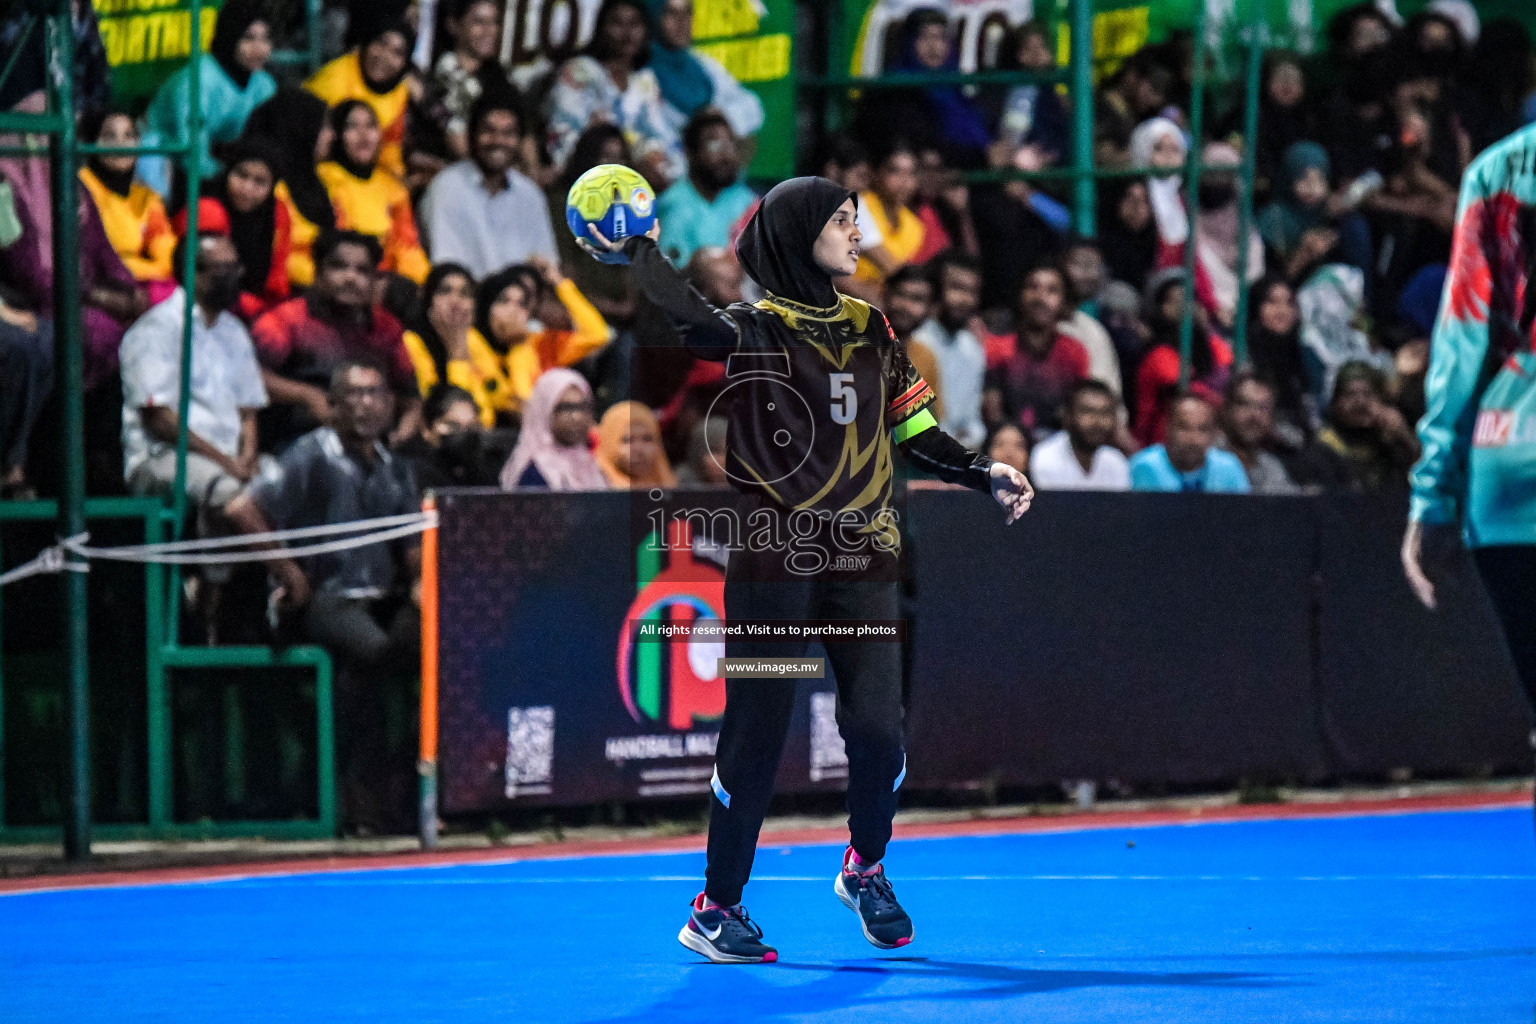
[{"xmin": 2, "ymin": 0, "xmax": 1534, "ymax": 827}]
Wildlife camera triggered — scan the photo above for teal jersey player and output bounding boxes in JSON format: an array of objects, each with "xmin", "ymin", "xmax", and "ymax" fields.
[
  {"xmin": 1404, "ymin": 123, "xmax": 1536, "ymax": 786},
  {"xmin": 1409, "ymin": 123, "xmax": 1536, "ymax": 547}
]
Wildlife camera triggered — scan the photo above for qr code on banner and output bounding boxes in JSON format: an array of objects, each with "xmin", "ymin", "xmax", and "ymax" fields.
[
  {"xmin": 506, "ymin": 706, "xmax": 555, "ymax": 797},
  {"xmin": 809, "ymin": 691, "xmax": 847, "ymax": 782}
]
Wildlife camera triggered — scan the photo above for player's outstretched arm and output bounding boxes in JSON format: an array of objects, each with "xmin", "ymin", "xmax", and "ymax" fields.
[
  {"xmin": 898, "ymin": 424, "xmax": 1033, "ymax": 525},
  {"xmin": 580, "ymin": 222, "xmax": 738, "ymax": 359}
]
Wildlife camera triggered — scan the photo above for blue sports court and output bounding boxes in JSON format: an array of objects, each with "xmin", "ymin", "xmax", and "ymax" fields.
[{"xmin": 2, "ymin": 799, "xmax": 1533, "ymax": 1023}]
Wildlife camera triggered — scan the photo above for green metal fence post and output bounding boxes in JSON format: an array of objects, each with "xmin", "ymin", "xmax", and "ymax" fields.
[
  {"xmin": 167, "ymin": 0, "xmax": 206, "ymax": 645},
  {"xmin": 47, "ymin": 0, "xmax": 92, "ymax": 863},
  {"xmin": 143, "ymin": 510, "xmax": 170, "ymax": 831},
  {"xmin": 1177, "ymin": 0, "xmax": 1210, "ymax": 390},
  {"xmin": 1069, "ymin": 0, "xmax": 1096, "ymax": 236},
  {"xmin": 1231, "ymin": 0, "xmax": 1266, "ymax": 366}
]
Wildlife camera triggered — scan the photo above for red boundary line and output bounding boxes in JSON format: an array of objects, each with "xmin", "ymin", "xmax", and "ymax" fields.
[{"xmin": 2, "ymin": 788, "xmax": 1526, "ymax": 896}]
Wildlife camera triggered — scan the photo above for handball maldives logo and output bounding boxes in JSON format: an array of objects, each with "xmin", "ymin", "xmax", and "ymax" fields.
[{"xmin": 616, "ymin": 516, "xmax": 726, "ymax": 730}]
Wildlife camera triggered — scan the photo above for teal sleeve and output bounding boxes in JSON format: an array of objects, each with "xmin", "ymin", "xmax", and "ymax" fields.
[{"xmin": 1408, "ymin": 166, "xmax": 1492, "ymax": 526}]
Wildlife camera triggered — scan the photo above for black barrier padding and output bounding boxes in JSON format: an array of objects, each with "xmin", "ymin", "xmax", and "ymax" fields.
[
  {"xmin": 903, "ymin": 490, "xmax": 1327, "ymax": 789},
  {"xmin": 436, "ymin": 489, "xmax": 845, "ymax": 813},
  {"xmin": 1313, "ymin": 492, "xmax": 1529, "ymax": 778}
]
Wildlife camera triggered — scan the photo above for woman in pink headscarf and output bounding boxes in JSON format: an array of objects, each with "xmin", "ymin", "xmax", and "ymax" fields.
[{"xmin": 498, "ymin": 368, "xmax": 610, "ymax": 491}]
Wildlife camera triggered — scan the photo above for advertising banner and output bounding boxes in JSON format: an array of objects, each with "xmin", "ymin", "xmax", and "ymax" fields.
[
  {"xmin": 94, "ymin": 0, "xmax": 221, "ymax": 105},
  {"xmin": 436, "ymin": 489, "xmax": 851, "ymax": 812}
]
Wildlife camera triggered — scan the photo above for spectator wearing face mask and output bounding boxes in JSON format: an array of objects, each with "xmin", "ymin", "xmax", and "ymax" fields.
[
  {"xmin": 1129, "ymin": 394, "xmax": 1250, "ymax": 493},
  {"xmin": 118, "ymin": 232, "xmax": 268, "ymax": 512},
  {"xmin": 394, "ymin": 383, "xmax": 493, "ymax": 489},
  {"xmin": 656, "ymin": 109, "xmax": 758, "ymax": 266},
  {"xmin": 1189, "ymin": 142, "xmax": 1266, "ymax": 332}
]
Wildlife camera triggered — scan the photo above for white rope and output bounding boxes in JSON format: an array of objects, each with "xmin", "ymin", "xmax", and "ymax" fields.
[
  {"xmin": 1, "ymin": 513, "xmax": 438, "ymax": 582},
  {"xmin": 0, "ymin": 535, "xmax": 90, "ymax": 587},
  {"xmin": 76, "ymin": 511, "xmax": 435, "ymax": 555}
]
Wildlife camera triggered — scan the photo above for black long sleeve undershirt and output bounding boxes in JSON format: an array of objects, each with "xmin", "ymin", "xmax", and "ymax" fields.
[{"xmin": 621, "ymin": 235, "xmax": 996, "ymax": 495}]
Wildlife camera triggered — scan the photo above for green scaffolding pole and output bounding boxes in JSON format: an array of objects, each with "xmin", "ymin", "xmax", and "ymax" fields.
[
  {"xmin": 1176, "ymin": 0, "xmax": 1211, "ymax": 390},
  {"xmin": 44, "ymin": 0, "xmax": 91, "ymax": 863},
  {"xmin": 1231, "ymin": 0, "xmax": 1266, "ymax": 366},
  {"xmin": 1069, "ymin": 0, "xmax": 1096, "ymax": 236},
  {"xmin": 166, "ymin": 0, "xmax": 206, "ymax": 647}
]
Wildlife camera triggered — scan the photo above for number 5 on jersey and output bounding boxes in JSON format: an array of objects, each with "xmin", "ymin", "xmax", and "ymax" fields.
[{"xmin": 829, "ymin": 373, "xmax": 857, "ymax": 425}]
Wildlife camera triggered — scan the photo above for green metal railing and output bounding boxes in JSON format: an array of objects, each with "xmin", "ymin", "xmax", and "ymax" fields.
[
  {"xmin": 797, "ymin": 0, "xmax": 1270, "ymax": 376},
  {"xmin": 0, "ymin": 0, "xmax": 333, "ymax": 854}
]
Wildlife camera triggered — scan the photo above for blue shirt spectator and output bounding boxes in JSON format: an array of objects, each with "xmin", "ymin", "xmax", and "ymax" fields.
[
  {"xmin": 656, "ymin": 109, "xmax": 757, "ymax": 265},
  {"xmin": 1129, "ymin": 394, "xmax": 1251, "ymax": 493}
]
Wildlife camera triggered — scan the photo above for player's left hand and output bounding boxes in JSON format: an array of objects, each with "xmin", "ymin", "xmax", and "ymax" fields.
[
  {"xmin": 989, "ymin": 462, "xmax": 1033, "ymax": 524},
  {"xmin": 578, "ymin": 220, "xmax": 662, "ymax": 260}
]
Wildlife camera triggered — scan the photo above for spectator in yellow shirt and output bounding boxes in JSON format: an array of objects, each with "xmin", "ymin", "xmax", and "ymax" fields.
[
  {"xmin": 475, "ymin": 258, "xmax": 612, "ymax": 417},
  {"xmin": 244, "ymin": 87, "xmax": 337, "ymax": 289},
  {"xmin": 403, "ymin": 262, "xmax": 501, "ymax": 428},
  {"xmin": 317, "ymin": 100, "xmax": 430, "ymax": 284},
  {"xmin": 77, "ymin": 111, "xmax": 176, "ymax": 287},
  {"xmin": 854, "ymin": 140, "xmax": 927, "ymax": 285},
  {"xmin": 304, "ymin": 15, "xmax": 413, "ymax": 180}
]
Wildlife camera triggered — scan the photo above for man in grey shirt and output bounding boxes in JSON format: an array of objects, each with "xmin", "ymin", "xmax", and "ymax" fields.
[
  {"xmin": 1220, "ymin": 371, "xmax": 1300, "ymax": 495},
  {"xmin": 226, "ymin": 359, "xmax": 422, "ymax": 833},
  {"xmin": 419, "ymin": 93, "xmax": 557, "ymax": 278},
  {"xmin": 910, "ymin": 252, "xmax": 988, "ymax": 449}
]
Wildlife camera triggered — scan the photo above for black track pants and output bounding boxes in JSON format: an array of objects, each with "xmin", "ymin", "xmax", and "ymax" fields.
[
  {"xmin": 1473, "ymin": 545, "xmax": 1536, "ymax": 726},
  {"xmin": 704, "ymin": 546, "xmax": 906, "ymax": 907}
]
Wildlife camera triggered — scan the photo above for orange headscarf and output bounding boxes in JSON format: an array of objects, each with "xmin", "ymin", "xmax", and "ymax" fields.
[{"xmin": 594, "ymin": 401, "xmax": 677, "ymax": 489}]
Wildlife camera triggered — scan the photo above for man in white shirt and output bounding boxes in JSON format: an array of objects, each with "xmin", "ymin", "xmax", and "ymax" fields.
[
  {"xmin": 119, "ymin": 233, "xmax": 269, "ymax": 512},
  {"xmin": 1030, "ymin": 379, "xmax": 1131, "ymax": 490},
  {"xmin": 418, "ymin": 94, "xmax": 558, "ymax": 278},
  {"xmin": 910, "ymin": 252, "xmax": 988, "ymax": 449}
]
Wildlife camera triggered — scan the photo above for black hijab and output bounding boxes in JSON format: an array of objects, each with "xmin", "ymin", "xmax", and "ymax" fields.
[
  {"xmin": 735, "ymin": 176, "xmax": 853, "ymax": 310},
  {"xmin": 213, "ymin": 136, "xmax": 283, "ymax": 295},
  {"xmin": 1098, "ymin": 179, "xmax": 1158, "ymax": 292},
  {"xmin": 327, "ymin": 99, "xmax": 379, "ymax": 180},
  {"xmin": 80, "ymin": 109, "xmax": 136, "ymax": 197},
  {"xmin": 209, "ymin": 0, "xmax": 269, "ymax": 89},
  {"xmin": 347, "ymin": 5, "xmax": 416, "ymax": 95},
  {"xmin": 244, "ymin": 87, "xmax": 336, "ymax": 231}
]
